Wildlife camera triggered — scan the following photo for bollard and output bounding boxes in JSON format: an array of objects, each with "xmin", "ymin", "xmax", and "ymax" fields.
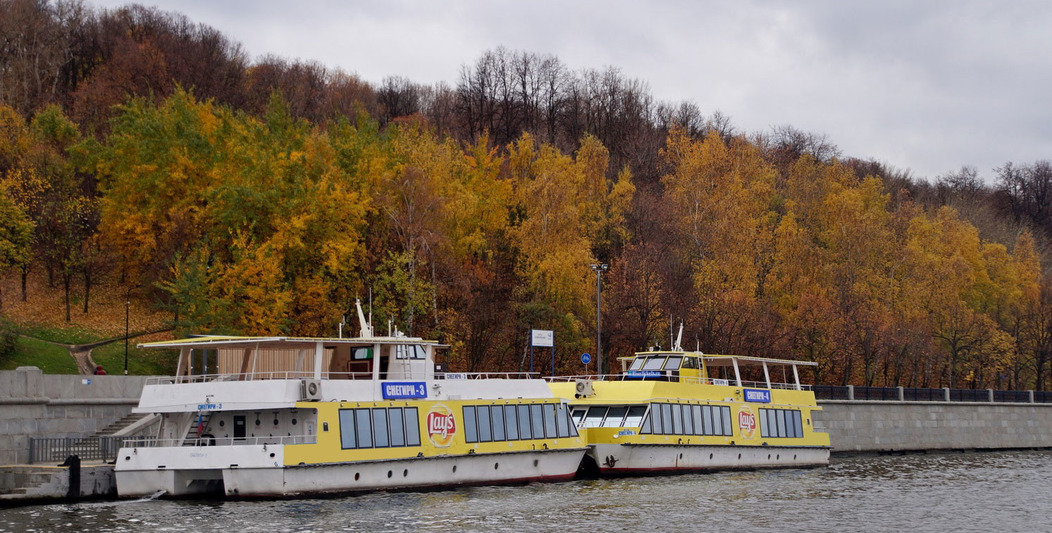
[{"xmin": 60, "ymin": 455, "xmax": 80, "ymax": 500}]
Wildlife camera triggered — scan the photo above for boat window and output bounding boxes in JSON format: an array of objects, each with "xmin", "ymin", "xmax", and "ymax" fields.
[
  {"xmin": 339, "ymin": 409, "xmax": 357, "ymax": 449},
  {"xmin": 663, "ymin": 356, "xmax": 683, "ymax": 370},
  {"xmin": 681, "ymin": 404, "xmax": 694, "ymax": 435},
  {"xmin": 518, "ymin": 405, "xmax": 533, "ymax": 439},
  {"xmin": 721, "ymin": 406, "xmax": 732, "ymax": 437},
  {"xmin": 700, "ymin": 405, "xmax": 712, "ymax": 435},
  {"xmin": 792, "ymin": 410, "xmax": 803, "ymax": 438},
  {"xmin": 691, "ymin": 405, "xmax": 704, "ymax": 436},
  {"xmin": 776, "ymin": 409, "xmax": 786, "ymax": 437},
  {"xmin": 530, "ymin": 405, "xmax": 545, "ymax": 439},
  {"xmin": 650, "ymin": 405, "xmax": 663, "ymax": 434},
  {"xmin": 583, "ymin": 407, "xmax": 608, "ymax": 428},
  {"xmin": 491, "ymin": 406, "xmax": 506, "ymax": 441},
  {"xmin": 477, "ymin": 405, "xmax": 493, "ymax": 442},
  {"xmin": 555, "ymin": 404, "xmax": 572, "ymax": 437},
  {"xmin": 351, "ymin": 347, "xmax": 373, "ymax": 360},
  {"xmin": 600, "ymin": 406, "xmax": 628, "ymax": 427},
  {"xmin": 355, "ymin": 409, "xmax": 373, "ymax": 448},
  {"xmin": 396, "ymin": 344, "xmax": 427, "ymax": 360},
  {"xmin": 642, "ymin": 357, "xmax": 666, "ymax": 371},
  {"xmin": 463, "ymin": 406, "xmax": 479, "ymax": 444},
  {"xmin": 543, "ymin": 404, "xmax": 558, "ymax": 438},
  {"xmin": 506, "ymin": 405, "xmax": 520, "ymax": 440},
  {"xmin": 629, "ymin": 358, "xmax": 646, "ymax": 371},
  {"xmin": 640, "ymin": 410, "xmax": 653, "ymax": 434},
  {"xmin": 389, "ymin": 408, "xmax": 406, "ymax": 447},
  {"xmin": 624, "ymin": 406, "xmax": 647, "ymax": 427},
  {"xmin": 405, "ymin": 408, "xmax": 421, "ymax": 446},
  {"xmin": 710, "ymin": 406, "xmax": 723, "ymax": 436},
  {"xmin": 661, "ymin": 404, "xmax": 674, "ymax": 435},
  {"xmin": 682, "ymin": 357, "xmax": 700, "ymax": 369},
  {"xmin": 372, "ymin": 409, "xmax": 390, "ymax": 448},
  {"xmin": 571, "ymin": 408, "xmax": 587, "ymax": 426},
  {"xmin": 671, "ymin": 404, "xmax": 684, "ymax": 434}
]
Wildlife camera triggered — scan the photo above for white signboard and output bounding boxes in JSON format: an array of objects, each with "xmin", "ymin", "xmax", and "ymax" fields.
[{"xmin": 531, "ymin": 329, "xmax": 554, "ymax": 347}]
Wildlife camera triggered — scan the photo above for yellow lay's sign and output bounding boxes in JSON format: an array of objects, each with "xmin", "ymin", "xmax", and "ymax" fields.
[{"xmin": 426, "ymin": 404, "xmax": 457, "ymax": 447}]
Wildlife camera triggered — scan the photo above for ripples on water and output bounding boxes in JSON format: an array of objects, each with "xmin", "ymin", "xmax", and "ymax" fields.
[{"xmin": 1, "ymin": 450, "xmax": 1049, "ymax": 532}]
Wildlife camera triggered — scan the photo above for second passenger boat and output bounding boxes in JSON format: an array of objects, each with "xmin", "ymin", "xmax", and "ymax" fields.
[{"xmin": 548, "ymin": 332, "xmax": 830, "ymax": 475}]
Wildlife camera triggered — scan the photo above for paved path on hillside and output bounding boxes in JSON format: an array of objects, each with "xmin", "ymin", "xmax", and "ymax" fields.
[{"xmin": 21, "ymin": 329, "xmax": 172, "ymax": 374}]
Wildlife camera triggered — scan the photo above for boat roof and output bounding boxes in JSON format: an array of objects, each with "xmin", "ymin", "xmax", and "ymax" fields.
[
  {"xmin": 138, "ymin": 335, "xmax": 442, "ymax": 350},
  {"xmin": 619, "ymin": 351, "xmax": 817, "ymax": 367}
]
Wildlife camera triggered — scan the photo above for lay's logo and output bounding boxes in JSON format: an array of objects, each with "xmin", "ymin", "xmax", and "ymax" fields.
[
  {"xmin": 738, "ymin": 406, "xmax": 757, "ymax": 440},
  {"xmin": 426, "ymin": 404, "xmax": 456, "ymax": 447}
]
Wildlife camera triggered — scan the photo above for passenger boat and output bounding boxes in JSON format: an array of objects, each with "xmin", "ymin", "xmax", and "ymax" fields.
[
  {"xmin": 548, "ymin": 333, "xmax": 830, "ymax": 476},
  {"xmin": 115, "ymin": 306, "xmax": 587, "ymax": 498}
]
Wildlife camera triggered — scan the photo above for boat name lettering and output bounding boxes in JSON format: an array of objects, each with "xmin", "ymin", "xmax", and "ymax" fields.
[
  {"xmin": 197, "ymin": 403, "xmax": 221, "ymax": 411},
  {"xmin": 382, "ymin": 381, "xmax": 428, "ymax": 399},
  {"xmin": 445, "ymin": 373, "xmax": 467, "ymax": 380},
  {"xmin": 743, "ymin": 389, "xmax": 771, "ymax": 403},
  {"xmin": 616, "ymin": 429, "xmax": 636, "ymax": 437},
  {"xmin": 712, "ymin": 378, "xmax": 729, "ymax": 386},
  {"xmin": 626, "ymin": 370, "xmax": 662, "ymax": 378}
]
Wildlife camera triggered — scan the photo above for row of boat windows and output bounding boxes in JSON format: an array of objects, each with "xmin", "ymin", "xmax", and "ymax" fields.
[
  {"xmin": 642, "ymin": 403, "xmax": 734, "ymax": 437},
  {"xmin": 759, "ymin": 408, "xmax": 804, "ymax": 439},
  {"xmin": 463, "ymin": 403, "xmax": 579, "ymax": 443},
  {"xmin": 629, "ymin": 356, "xmax": 684, "ymax": 372},
  {"xmin": 573, "ymin": 406, "xmax": 648, "ymax": 428},
  {"xmin": 571, "ymin": 404, "xmax": 733, "ymax": 437},
  {"xmin": 338, "ymin": 407, "xmax": 422, "ymax": 450}
]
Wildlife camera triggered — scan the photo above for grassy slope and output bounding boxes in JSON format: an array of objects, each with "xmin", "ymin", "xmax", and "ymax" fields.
[
  {"xmin": 0, "ymin": 336, "xmax": 78, "ymax": 373},
  {"xmin": 0, "ymin": 270, "xmax": 176, "ymax": 375}
]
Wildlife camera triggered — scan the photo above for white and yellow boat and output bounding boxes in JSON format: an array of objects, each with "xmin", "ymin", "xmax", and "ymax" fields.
[
  {"xmin": 115, "ymin": 308, "xmax": 586, "ymax": 498},
  {"xmin": 549, "ymin": 339, "xmax": 830, "ymax": 475}
]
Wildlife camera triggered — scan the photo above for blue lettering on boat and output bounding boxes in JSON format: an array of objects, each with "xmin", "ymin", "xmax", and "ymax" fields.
[
  {"xmin": 743, "ymin": 389, "xmax": 771, "ymax": 403},
  {"xmin": 382, "ymin": 381, "xmax": 428, "ymax": 399}
]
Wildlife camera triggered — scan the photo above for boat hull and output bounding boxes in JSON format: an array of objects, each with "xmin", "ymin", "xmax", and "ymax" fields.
[
  {"xmin": 117, "ymin": 445, "xmax": 586, "ymax": 498},
  {"xmin": 589, "ymin": 443, "xmax": 829, "ymax": 475}
]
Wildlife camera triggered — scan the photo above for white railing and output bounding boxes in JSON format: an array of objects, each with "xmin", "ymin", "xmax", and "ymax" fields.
[
  {"xmin": 438, "ymin": 372, "xmax": 539, "ymax": 380},
  {"xmin": 544, "ymin": 373, "xmax": 812, "ymax": 391},
  {"xmin": 145, "ymin": 371, "xmax": 544, "ymax": 386},
  {"xmin": 120, "ymin": 435, "xmax": 317, "ymax": 448},
  {"xmin": 146, "ymin": 371, "xmax": 375, "ymax": 385}
]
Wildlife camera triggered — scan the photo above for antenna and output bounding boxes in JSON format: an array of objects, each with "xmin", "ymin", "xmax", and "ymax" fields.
[{"xmin": 673, "ymin": 322, "xmax": 684, "ymax": 351}]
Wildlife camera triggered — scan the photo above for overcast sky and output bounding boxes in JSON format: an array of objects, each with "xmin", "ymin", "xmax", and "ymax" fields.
[{"xmin": 90, "ymin": 0, "xmax": 1052, "ymax": 182}]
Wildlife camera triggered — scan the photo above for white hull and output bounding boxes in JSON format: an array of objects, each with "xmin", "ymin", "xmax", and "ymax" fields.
[
  {"xmin": 589, "ymin": 443, "xmax": 829, "ymax": 474},
  {"xmin": 117, "ymin": 445, "xmax": 585, "ymax": 498}
]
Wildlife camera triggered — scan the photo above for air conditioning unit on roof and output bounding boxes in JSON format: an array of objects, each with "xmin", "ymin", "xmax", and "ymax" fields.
[{"xmin": 302, "ymin": 379, "xmax": 322, "ymax": 401}]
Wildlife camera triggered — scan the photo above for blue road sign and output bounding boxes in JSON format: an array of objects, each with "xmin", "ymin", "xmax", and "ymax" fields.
[{"xmin": 581, "ymin": 353, "xmax": 592, "ymax": 365}]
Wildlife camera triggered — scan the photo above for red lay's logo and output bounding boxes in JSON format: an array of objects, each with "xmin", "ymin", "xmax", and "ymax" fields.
[
  {"xmin": 426, "ymin": 404, "xmax": 456, "ymax": 447},
  {"xmin": 738, "ymin": 406, "xmax": 757, "ymax": 440}
]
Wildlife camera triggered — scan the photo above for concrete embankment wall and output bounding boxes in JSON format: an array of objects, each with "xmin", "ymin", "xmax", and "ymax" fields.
[
  {"xmin": 815, "ymin": 400, "xmax": 1052, "ymax": 453},
  {"xmin": 0, "ymin": 367, "xmax": 147, "ymax": 465}
]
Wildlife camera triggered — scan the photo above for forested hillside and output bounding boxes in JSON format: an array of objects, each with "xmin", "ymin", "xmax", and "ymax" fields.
[{"xmin": 2, "ymin": 0, "xmax": 1051, "ymax": 390}]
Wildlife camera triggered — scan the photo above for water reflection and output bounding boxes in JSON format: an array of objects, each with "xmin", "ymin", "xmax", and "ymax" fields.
[{"xmin": 1, "ymin": 450, "xmax": 1049, "ymax": 532}]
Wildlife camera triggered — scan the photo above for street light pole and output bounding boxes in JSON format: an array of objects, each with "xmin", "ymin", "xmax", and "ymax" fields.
[
  {"xmin": 124, "ymin": 299, "xmax": 129, "ymax": 375},
  {"xmin": 591, "ymin": 263, "xmax": 608, "ymax": 376}
]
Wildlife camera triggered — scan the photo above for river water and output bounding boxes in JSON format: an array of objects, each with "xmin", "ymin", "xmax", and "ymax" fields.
[{"xmin": 2, "ymin": 450, "xmax": 1049, "ymax": 532}]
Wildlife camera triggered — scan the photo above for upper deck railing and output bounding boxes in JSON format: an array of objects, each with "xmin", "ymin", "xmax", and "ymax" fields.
[
  {"xmin": 545, "ymin": 373, "xmax": 810, "ymax": 390},
  {"xmin": 146, "ymin": 371, "xmax": 542, "ymax": 385}
]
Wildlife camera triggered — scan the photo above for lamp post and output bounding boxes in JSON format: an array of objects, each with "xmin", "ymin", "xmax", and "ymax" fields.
[
  {"xmin": 590, "ymin": 263, "xmax": 608, "ymax": 376},
  {"xmin": 124, "ymin": 299, "xmax": 129, "ymax": 375}
]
